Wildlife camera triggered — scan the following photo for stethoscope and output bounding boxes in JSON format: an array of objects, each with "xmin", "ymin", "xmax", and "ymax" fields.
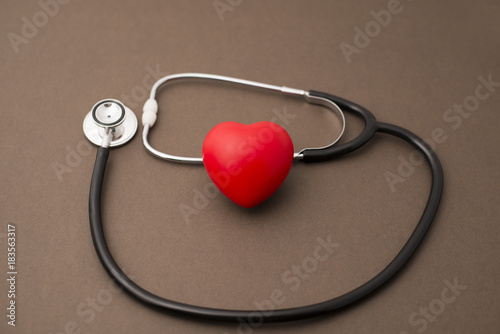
[{"xmin": 83, "ymin": 73, "xmax": 443, "ymax": 322}]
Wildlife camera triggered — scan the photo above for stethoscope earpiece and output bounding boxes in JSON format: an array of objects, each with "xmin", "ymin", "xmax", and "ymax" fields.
[{"xmin": 83, "ymin": 99, "xmax": 138, "ymax": 148}]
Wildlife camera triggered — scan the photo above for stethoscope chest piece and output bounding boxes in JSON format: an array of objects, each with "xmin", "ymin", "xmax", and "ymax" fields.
[{"xmin": 83, "ymin": 99, "xmax": 138, "ymax": 147}]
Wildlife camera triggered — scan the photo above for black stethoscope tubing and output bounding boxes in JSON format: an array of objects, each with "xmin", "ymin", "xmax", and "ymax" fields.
[{"xmin": 89, "ymin": 90, "xmax": 443, "ymax": 322}]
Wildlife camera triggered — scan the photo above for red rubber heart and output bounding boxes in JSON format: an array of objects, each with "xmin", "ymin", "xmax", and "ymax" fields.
[{"xmin": 202, "ymin": 121, "xmax": 294, "ymax": 208}]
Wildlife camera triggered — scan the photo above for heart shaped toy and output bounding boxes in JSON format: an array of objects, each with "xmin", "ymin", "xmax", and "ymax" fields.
[{"xmin": 202, "ymin": 121, "xmax": 294, "ymax": 208}]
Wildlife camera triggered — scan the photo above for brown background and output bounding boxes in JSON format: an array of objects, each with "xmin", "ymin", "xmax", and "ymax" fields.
[{"xmin": 1, "ymin": 0, "xmax": 499, "ymax": 333}]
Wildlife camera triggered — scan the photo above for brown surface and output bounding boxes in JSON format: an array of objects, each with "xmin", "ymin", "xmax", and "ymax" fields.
[{"xmin": 1, "ymin": 0, "xmax": 499, "ymax": 333}]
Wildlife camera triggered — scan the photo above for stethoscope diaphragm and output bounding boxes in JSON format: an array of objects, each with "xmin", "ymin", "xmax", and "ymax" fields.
[{"xmin": 83, "ymin": 99, "xmax": 138, "ymax": 147}]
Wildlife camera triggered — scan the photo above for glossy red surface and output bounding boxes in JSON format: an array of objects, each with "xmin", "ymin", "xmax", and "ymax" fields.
[{"xmin": 203, "ymin": 121, "xmax": 294, "ymax": 208}]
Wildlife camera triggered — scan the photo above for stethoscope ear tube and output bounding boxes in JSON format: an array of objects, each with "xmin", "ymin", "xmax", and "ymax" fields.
[
  {"xmin": 302, "ymin": 91, "xmax": 378, "ymax": 162},
  {"xmin": 88, "ymin": 92, "xmax": 443, "ymax": 323}
]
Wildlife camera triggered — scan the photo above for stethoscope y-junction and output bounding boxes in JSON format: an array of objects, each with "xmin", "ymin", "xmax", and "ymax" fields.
[{"xmin": 83, "ymin": 73, "xmax": 443, "ymax": 322}]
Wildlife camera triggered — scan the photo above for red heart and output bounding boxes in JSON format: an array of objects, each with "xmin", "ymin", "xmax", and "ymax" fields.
[{"xmin": 202, "ymin": 121, "xmax": 294, "ymax": 208}]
